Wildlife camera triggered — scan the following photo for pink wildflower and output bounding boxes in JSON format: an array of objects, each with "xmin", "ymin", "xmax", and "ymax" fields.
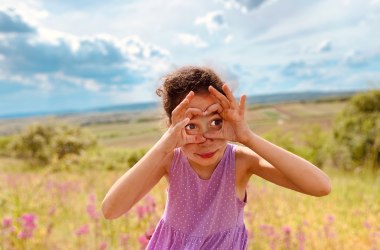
[
  {"xmin": 324, "ymin": 214, "xmax": 336, "ymax": 239},
  {"xmin": 136, "ymin": 205, "xmax": 146, "ymax": 220},
  {"xmin": 2, "ymin": 217, "xmax": 14, "ymax": 232},
  {"xmin": 138, "ymin": 233, "xmax": 150, "ymax": 247},
  {"xmin": 119, "ymin": 233, "xmax": 130, "ymax": 247},
  {"xmin": 296, "ymin": 224, "xmax": 306, "ymax": 250},
  {"xmin": 144, "ymin": 195, "xmax": 156, "ymax": 214},
  {"xmin": 18, "ymin": 214, "xmax": 37, "ymax": 239},
  {"xmin": 87, "ymin": 193, "xmax": 99, "ymax": 221},
  {"xmin": 99, "ymin": 241, "xmax": 108, "ymax": 250},
  {"xmin": 260, "ymin": 224, "xmax": 275, "ymax": 237},
  {"xmin": 75, "ymin": 224, "xmax": 89, "ymax": 236},
  {"xmin": 87, "ymin": 204, "xmax": 99, "ymax": 221},
  {"xmin": 364, "ymin": 220, "xmax": 371, "ymax": 229},
  {"xmin": 282, "ymin": 226, "xmax": 292, "ymax": 249},
  {"xmin": 326, "ymin": 214, "xmax": 335, "ymax": 224}
]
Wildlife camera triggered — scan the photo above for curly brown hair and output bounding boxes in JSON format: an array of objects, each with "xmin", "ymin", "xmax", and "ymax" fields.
[{"xmin": 156, "ymin": 66, "xmax": 226, "ymax": 123}]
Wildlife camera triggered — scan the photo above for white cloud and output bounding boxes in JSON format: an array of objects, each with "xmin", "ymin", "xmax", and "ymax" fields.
[
  {"xmin": 219, "ymin": 0, "xmax": 274, "ymax": 13},
  {"xmin": 316, "ymin": 40, "xmax": 332, "ymax": 53},
  {"xmin": 1, "ymin": 0, "xmax": 380, "ymax": 116},
  {"xmin": 0, "ymin": 2, "xmax": 48, "ymax": 28},
  {"xmin": 343, "ymin": 50, "xmax": 368, "ymax": 66},
  {"xmin": 176, "ymin": 33, "xmax": 208, "ymax": 48},
  {"xmin": 0, "ymin": 9, "xmax": 171, "ymax": 87},
  {"xmin": 195, "ymin": 11, "xmax": 226, "ymax": 34},
  {"xmin": 224, "ymin": 34, "xmax": 233, "ymax": 44}
]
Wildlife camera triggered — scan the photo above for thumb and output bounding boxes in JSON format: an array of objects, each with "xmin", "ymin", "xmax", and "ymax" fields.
[
  {"xmin": 203, "ymin": 131, "xmax": 224, "ymax": 140},
  {"xmin": 187, "ymin": 134, "xmax": 206, "ymax": 144}
]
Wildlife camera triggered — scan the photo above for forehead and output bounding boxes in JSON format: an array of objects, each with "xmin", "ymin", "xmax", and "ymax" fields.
[{"xmin": 188, "ymin": 93, "xmax": 218, "ymax": 111}]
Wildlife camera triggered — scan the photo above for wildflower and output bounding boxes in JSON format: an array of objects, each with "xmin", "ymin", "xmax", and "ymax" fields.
[
  {"xmin": 282, "ymin": 226, "xmax": 292, "ymax": 249},
  {"xmin": 2, "ymin": 217, "xmax": 14, "ymax": 232},
  {"xmin": 296, "ymin": 224, "xmax": 306, "ymax": 250},
  {"xmin": 326, "ymin": 214, "xmax": 335, "ymax": 224},
  {"xmin": 364, "ymin": 220, "xmax": 371, "ymax": 229},
  {"xmin": 324, "ymin": 214, "xmax": 336, "ymax": 239},
  {"xmin": 260, "ymin": 224, "xmax": 275, "ymax": 237},
  {"xmin": 18, "ymin": 214, "xmax": 37, "ymax": 239},
  {"xmin": 136, "ymin": 205, "xmax": 146, "ymax": 220},
  {"xmin": 119, "ymin": 233, "xmax": 130, "ymax": 247},
  {"xmin": 138, "ymin": 233, "xmax": 150, "ymax": 247},
  {"xmin": 99, "ymin": 241, "xmax": 108, "ymax": 250},
  {"xmin": 144, "ymin": 195, "xmax": 156, "ymax": 214},
  {"xmin": 87, "ymin": 193, "xmax": 100, "ymax": 221},
  {"xmin": 75, "ymin": 224, "xmax": 89, "ymax": 236}
]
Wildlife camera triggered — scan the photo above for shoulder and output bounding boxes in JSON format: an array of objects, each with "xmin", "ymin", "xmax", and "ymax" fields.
[{"xmin": 234, "ymin": 144, "xmax": 261, "ymax": 175}]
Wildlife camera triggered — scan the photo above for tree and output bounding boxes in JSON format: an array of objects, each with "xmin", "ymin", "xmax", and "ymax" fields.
[
  {"xmin": 332, "ymin": 90, "xmax": 380, "ymax": 169},
  {"xmin": 8, "ymin": 123, "xmax": 97, "ymax": 166}
]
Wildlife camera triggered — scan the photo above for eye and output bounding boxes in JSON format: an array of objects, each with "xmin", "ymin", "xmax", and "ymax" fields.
[
  {"xmin": 211, "ymin": 119, "xmax": 223, "ymax": 127},
  {"xmin": 185, "ymin": 124, "xmax": 196, "ymax": 130}
]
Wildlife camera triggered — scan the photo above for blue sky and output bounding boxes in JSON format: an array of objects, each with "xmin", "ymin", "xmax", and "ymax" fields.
[{"xmin": 0, "ymin": 0, "xmax": 380, "ymax": 117}]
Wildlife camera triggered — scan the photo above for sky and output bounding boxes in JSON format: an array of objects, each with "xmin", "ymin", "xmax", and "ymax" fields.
[{"xmin": 0, "ymin": 0, "xmax": 380, "ymax": 117}]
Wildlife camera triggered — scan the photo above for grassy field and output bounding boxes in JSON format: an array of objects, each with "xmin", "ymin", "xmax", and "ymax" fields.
[
  {"xmin": 1, "ymin": 100, "xmax": 379, "ymax": 249},
  {"xmin": 90, "ymin": 100, "xmax": 346, "ymax": 149}
]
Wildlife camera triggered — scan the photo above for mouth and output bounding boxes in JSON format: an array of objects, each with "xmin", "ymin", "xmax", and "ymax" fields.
[{"xmin": 196, "ymin": 150, "xmax": 217, "ymax": 159}]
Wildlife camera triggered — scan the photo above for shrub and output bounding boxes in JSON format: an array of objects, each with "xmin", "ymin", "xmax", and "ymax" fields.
[
  {"xmin": 7, "ymin": 123, "xmax": 97, "ymax": 166},
  {"xmin": 262, "ymin": 126, "xmax": 330, "ymax": 169},
  {"xmin": 127, "ymin": 148, "xmax": 148, "ymax": 168},
  {"xmin": 0, "ymin": 136, "xmax": 12, "ymax": 156},
  {"xmin": 332, "ymin": 90, "xmax": 380, "ymax": 169}
]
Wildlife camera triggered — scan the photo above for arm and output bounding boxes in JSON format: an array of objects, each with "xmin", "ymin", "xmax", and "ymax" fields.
[
  {"xmin": 239, "ymin": 132, "xmax": 331, "ymax": 196},
  {"xmin": 101, "ymin": 142, "xmax": 171, "ymax": 219},
  {"xmin": 101, "ymin": 91, "xmax": 206, "ymax": 219},
  {"xmin": 207, "ymin": 84, "xmax": 331, "ymax": 197}
]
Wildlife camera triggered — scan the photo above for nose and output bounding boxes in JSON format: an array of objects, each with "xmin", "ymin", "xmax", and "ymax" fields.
[{"xmin": 199, "ymin": 123, "xmax": 209, "ymax": 136}]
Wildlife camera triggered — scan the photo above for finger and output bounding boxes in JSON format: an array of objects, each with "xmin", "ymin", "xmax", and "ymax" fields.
[
  {"xmin": 173, "ymin": 117, "xmax": 190, "ymax": 131},
  {"xmin": 208, "ymin": 86, "xmax": 230, "ymax": 109},
  {"xmin": 204, "ymin": 103, "xmax": 223, "ymax": 116},
  {"xmin": 186, "ymin": 134, "xmax": 206, "ymax": 144},
  {"xmin": 172, "ymin": 91, "xmax": 194, "ymax": 122},
  {"xmin": 185, "ymin": 108, "xmax": 204, "ymax": 119},
  {"xmin": 239, "ymin": 95, "xmax": 246, "ymax": 114},
  {"xmin": 222, "ymin": 84, "xmax": 236, "ymax": 104},
  {"xmin": 203, "ymin": 130, "xmax": 224, "ymax": 140}
]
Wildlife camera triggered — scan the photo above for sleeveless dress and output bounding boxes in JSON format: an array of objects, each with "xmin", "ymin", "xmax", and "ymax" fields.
[{"xmin": 146, "ymin": 143, "xmax": 248, "ymax": 249}]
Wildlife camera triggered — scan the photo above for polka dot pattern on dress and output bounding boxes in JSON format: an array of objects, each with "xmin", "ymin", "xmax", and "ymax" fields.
[{"xmin": 146, "ymin": 144, "xmax": 248, "ymax": 250}]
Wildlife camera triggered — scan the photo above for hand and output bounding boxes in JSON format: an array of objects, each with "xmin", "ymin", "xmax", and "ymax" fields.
[
  {"xmin": 158, "ymin": 91, "xmax": 206, "ymax": 153},
  {"xmin": 204, "ymin": 84, "xmax": 250, "ymax": 143}
]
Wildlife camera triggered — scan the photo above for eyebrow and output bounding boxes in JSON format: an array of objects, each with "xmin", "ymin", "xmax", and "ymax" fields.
[
  {"xmin": 189, "ymin": 111, "xmax": 221, "ymax": 121},
  {"xmin": 209, "ymin": 111, "xmax": 220, "ymax": 116}
]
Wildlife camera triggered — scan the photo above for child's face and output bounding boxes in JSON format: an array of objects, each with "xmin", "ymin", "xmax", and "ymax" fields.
[{"xmin": 180, "ymin": 92, "xmax": 228, "ymax": 169}]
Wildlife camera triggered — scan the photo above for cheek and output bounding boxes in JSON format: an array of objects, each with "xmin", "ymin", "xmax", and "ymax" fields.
[{"xmin": 181, "ymin": 144, "xmax": 197, "ymax": 154}]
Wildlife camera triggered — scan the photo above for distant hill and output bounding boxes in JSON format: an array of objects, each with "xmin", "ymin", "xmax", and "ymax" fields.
[
  {"xmin": 88, "ymin": 90, "xmax": 358, "ymax": 113},
  {"xmin": 245, "ymin": 90, "xmax": 357, "ymax": 105},
  {"xmin": 0, "ymin": 90, "xmax": 359, "ymax": 119}
]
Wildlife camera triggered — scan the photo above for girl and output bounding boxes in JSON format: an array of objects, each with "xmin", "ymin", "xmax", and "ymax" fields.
[{"xmin": 101, "ymin": 66, "xmax": 331, "ymax": 249}]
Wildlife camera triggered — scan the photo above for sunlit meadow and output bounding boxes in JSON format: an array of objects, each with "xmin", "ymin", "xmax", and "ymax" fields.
[
  {"xmin": 1, "ymin": 100, "xmax": 379, "ymax": 249},
  {"xmin": 1, "ymin": 166, "xmax": 379, "ymax": 249}
]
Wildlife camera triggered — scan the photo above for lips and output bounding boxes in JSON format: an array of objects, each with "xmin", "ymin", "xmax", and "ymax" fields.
[{"xmin": 196, "ymin": 150, "xmax": 217, "ymax": 159}]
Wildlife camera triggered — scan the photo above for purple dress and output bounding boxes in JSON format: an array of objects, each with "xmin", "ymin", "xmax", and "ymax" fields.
[{"xmin": 146, "ymin": 144, "xmax": 248, "ymax": 249}]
